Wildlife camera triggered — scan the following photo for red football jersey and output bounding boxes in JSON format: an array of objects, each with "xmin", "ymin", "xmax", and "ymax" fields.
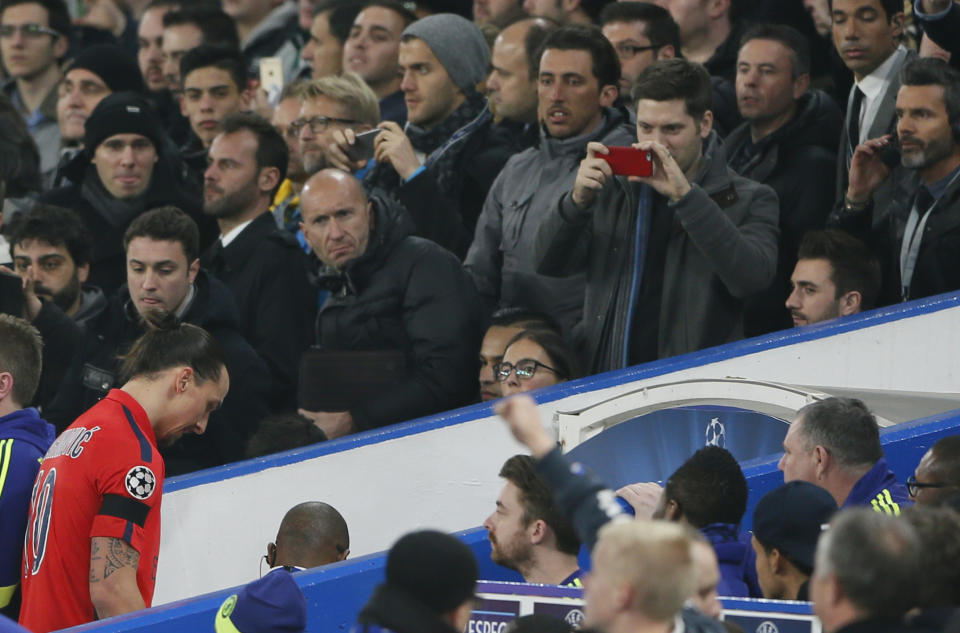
[{"xmin": 19, "ymin": 390, "xmax": 164, "ymax": 633}]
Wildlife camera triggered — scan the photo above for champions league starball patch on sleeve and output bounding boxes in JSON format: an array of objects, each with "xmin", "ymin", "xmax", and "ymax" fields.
[{"xmin": 125, "ymin": 466, "xmax": 157, "ymax": 500}]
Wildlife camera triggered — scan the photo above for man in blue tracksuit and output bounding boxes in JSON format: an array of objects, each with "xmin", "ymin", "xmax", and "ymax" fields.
[
  {"xmin": 0, "ymin": 315, "xmax": 56, "ymax": 620},
  {"xmin": 779, "ymin": 397, "xmax": 911, "ymax": 514}
]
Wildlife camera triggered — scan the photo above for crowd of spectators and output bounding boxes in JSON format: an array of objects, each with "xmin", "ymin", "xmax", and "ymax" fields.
[{"xmin": 1, "ymin": 0, "xmax": 960, "ymax": 630}]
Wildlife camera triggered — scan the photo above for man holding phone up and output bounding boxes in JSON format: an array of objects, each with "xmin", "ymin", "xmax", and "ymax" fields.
[{"xmin": 535, "ymin": 59, "xmax": 779, "ymax": 373}]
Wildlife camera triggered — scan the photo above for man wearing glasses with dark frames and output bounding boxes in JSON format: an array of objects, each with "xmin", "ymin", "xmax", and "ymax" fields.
[
  {"xmin": 908, "ymin": 435, "xmax": 960, "ymax": 506},
  {"xmin": 0, "ymin": 0, "xmax": 70, "ymax": 178},
  {"xmin": 599, "ymin": 2, "xmax": 678, "ymax": 104}
]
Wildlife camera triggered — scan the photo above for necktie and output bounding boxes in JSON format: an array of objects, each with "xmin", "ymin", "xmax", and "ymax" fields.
[{"xmin": 848, "ymin": 87, "xmax": 865, "ymax": 150}]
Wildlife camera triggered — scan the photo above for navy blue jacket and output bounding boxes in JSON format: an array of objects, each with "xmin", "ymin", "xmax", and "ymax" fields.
[
  {"xmin": 843, "ymin": 458, "xmax": 912, "ymax": 515},
  {"xmin": 0, "ymin": 408, "xmax": 55, "ymax": 619}
]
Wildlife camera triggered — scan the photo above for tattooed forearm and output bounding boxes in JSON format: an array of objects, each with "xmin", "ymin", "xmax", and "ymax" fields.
[{"xmin": 89, "ymin": 537, "xmax": 139, "ymax": 583}]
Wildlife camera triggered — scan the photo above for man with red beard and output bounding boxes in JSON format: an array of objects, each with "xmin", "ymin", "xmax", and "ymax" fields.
[
  {"xmin": 201, "ymin": 112, "xmax": 315, "ymax": 411},
  {"xmin": 483, "ymin": 454, "xmax": 583, "ymax": 585}
]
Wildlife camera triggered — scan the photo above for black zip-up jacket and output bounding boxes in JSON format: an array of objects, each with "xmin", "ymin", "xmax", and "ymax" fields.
[
  {"xmin": 44, "ymin": 270, "xmax": 271, "ymax": 474},
  {"xmin": 312, "ymin": 195, "xmax": 482, "ymax": 431}
]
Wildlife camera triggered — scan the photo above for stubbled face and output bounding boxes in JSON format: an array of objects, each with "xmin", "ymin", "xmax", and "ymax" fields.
[
  {"xmin": 786, "ymin": 258, "xmax": 842, "ymax": 327},
  {"xmin": 301, "ymin": 11, "xmax": 343, "ymax": 79},
  {"xmin": 690, "ymin": 541, "xmax": 722, "ymax": 618},
  {"xmin": 204, "ymin": 130, "xmax": 264, "ymax": 220},
  {"xmin": 896, "ymin": 84, "xmax": 957, "ymax": 171},
  {"xmin": 487, "ymin": 25, "xmax": 538, "ymax": 124},
  {"xmin": 182, "ymin": 67, "xmax": 247, "ymax": 148},
  {"xmin": 92, "ymin": 133, "xmax": 158, "ymax": 199},
  {"xmin": 602, "ymin": 20, "xmax": 660, "ymax": 94},
  {"xmin": 12, "ymin": 239, "xmax": 86, "ymax": 315},
  {"xmin": 138, "ymin": 5, "xmax": 170, "ymax": 92},
  {"xmin": 483, "ymin": 481, "xmax": 533, "ymax": 571},
  {"xmin": 0, "ymin": 3, "xmax": 65, "ymax": 80},
  {"xmin": 343, "ymin": 7, "xmax": 405, "ymax": 89},
  {"xmin": 162, "ymin": 22, "xmax": 203, "ymax": 90},
  {"xmin": 474, "ymin": 0, "xmax": 523, "ymax": 25},
  {"xmin": 398, "ymin": 38, "xmax": 464, "ymax": 129},
  {"xmin": 156, "ymin": 369, "xmax": 229, "ymax": 446},
  {"xmin": 636, "ymin": 98, "xmax": 709, "ymax": 175},
  {"xmin": 778, "ymin": 417, "xmax": 817, "ymax": 484},
  {"xmin": 57, "ymin": 68, "xmax": 111, "ymax": 143},
  {"xmin": 538, "ymin": 48, "xmax": 608, "ymax": 139},
  {"xmin": 500, "ymin": 338, "xmax": 563, "ymax": 397},
  {"xmin": 479, "ymin": 325, "xmax": 524, "ymax": 402},
  {"xmin": 297, "ymin": 94, "xmax": 359, "ymax": 174},
  {"xmin": 272, "ymin": 96, "xmax": 306, "ymax": 181},
  {"xmin": 300, "ymin": 175, "xmax": 374, "ymax": 270},
  {"xmin": 830, "ymin": 0, "xmax": 902, "ymax": 79},
  {"xmin": 736, "ymin": 38, "xmax": 804, "ymax": 126},
  {"xmin": 126, "ymin": 237, "xmax": 198, "ymax": 319},
  {"xmin": 666, "ymin": 0, "xmax": 710, "ymax": 45}
]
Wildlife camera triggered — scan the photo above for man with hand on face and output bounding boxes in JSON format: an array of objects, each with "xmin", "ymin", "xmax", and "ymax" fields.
[
  {"xmin": 297, "ymin": 169, "xmax": 481, "ymax": 440},
  {"xmin": 18, "ymin": 320, "xmax": 229, "ymax": 633},
  {"xmin": 201, "ymin": 112, "xmax": 315, "ymax": 411},
  {"xmin": 39, "ymin": 92, "xmax": 201, "ymax": 297},
  {"xmin": 42, "ymin": 207, "xmax": 270, "ymax": 475},
  {"xmin": 831, "ymin": 58, "xmax": 960, "ymax": 304},
  {"xmin": 466, "ymin": 24, "xmax": 632, "ymax": 335},
  {"xmin": 354, "ymin": 13, "xmax": 517, "ymax": 259},
  {"xmin": 536, "ymin": 58, "xmax": 779, "ymax": 373}
]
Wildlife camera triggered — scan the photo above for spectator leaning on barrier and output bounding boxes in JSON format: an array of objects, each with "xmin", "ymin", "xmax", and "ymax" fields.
[
  {"xmin": 0, "ymin": 315, "xmax": 55, "ymax": 621},
  {"xmin": 779, "ymin": 397, "xmax": 911, "ymax": 514},
  {"xmin": 466, "ymin": 24, "xmax": 632, "ymax": 336},
  {"xmin": 19, "ymin": 320, "xmax": 229, "ymax": 633},
  {"xmin": 265, "ymin": 501, "xmax": 349, "ymax": 571},
  {"xmin": 484, "ymin": 454, "xmax": 583, "ymax": 585},
  {"xmin": 831, "ymin": 58, "xmax": 960, "ymax": 304},
  {"xmin": 535, "ymin": 58, "xmax": 779, "ymax": 374},
  {"xmin": 354, "ymin": 531, "xmax": 478, "ymax": 633},
  {"xmin": 785, "ymin": 229, "xmax": 881, "ymax": 327},
  {"xmin": 725, "ymin": 24, "xmax": 842, "ymax": 336},
  {"xmin": 811, "ymin": 508, "xmax": 921, "ymax": 633},
  {"xmin": 909, "ymin": 434, "xmax": 960, "ymax": 506},
  {"xmin": 297, "ymin": 169, "xmax": 482, "ymax": 439}
]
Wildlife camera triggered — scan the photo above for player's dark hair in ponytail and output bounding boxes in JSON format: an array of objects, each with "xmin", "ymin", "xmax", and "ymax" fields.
[{"xmin": 119, "ymin": 312, "xmax": 226, "ymax": 384}]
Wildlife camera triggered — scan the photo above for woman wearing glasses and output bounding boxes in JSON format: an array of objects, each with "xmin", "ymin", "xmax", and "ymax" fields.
[{"xmin": 494, "ymin": 329, "xmax": 580, "ymax": 397}]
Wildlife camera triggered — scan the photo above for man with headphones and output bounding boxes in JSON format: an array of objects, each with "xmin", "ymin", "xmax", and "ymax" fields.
[{"xmin": 831, "ymin": 57, "xmax": 960, "ymax": 304}]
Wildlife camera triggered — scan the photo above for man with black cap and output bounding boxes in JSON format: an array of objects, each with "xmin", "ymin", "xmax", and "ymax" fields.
[
  {"xmin": 51, "ymin": 43, "xmax": 146, "ymax": 188},
  {"xmin": 354, "ymin": 530, "xmax": 478, "ymax": 633},
  {"xmin": 39, "ymin": 91, "xmax": 201, "ymax": 295},
  {"xmin": 751, "ymin": 481, "xmax": 838, "ymax": 601},
  {"xmin": 214, "ymin": 569, "xmax": 307, "ymax": 633},
  {"xmin": 348, "ymin": 13, "xmax": 517, "ymax": 259}
]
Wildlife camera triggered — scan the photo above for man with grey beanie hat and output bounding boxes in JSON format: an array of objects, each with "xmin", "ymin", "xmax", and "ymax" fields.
[{"xmin": 348, "ymin": 13, "xmax": 520, "ymax": 259}]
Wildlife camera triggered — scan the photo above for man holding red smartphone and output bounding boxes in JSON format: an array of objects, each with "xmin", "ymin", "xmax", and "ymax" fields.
[{"xmin": 536, "ymin": 58, "xmax": 779, "ymax": 373}]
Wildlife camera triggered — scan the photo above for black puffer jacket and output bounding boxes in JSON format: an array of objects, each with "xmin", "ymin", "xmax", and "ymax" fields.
[
  {"xmin": 725, "ymin": 90, "xmax": 842, "ymax": 334},
  {"xmin": 312, "ymin": 195, "xmax": 482, "ymax": 431},
  {"xmin": 39, "ymin": 150, "xmax": 205, "ymax": 297},
  {"xmin": 44, "ymin": 270, "xmax": 271, "ymax": 474}
]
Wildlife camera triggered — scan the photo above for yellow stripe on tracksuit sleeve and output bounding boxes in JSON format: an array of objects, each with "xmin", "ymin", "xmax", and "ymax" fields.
[{"xmin": 0, "ymin": 438, "xmax": 13, "ymax": 501}]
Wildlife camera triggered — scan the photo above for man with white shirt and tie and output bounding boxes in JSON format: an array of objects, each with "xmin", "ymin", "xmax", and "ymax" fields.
[{"xmin": 831, "ymin": 0, "xmax": 913, "ymax": 219}]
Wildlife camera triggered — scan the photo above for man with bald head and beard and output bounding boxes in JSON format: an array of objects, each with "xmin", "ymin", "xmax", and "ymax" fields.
[{"xmin": 265, "ymin": 501, "xmax": 350, "ymax": 570}]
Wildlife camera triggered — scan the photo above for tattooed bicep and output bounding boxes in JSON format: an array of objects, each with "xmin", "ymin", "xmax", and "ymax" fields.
[{"xmin": 89, "ymin": 537, "xmax": 140, "ymax": 583}]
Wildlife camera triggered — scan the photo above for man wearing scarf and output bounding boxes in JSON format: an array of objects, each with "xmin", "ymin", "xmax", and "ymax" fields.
[{"xmin": 362, "ymin": 13, "xmax": 518, "ymax": 259}]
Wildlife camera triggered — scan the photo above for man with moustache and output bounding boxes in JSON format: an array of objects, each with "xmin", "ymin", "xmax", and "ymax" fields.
[
  {"xmin": 201, "ymin": 113, "xmax": 314, "ymax": 411},
  {"xmin": 832, "ymin": 58, "xmax": 960, "ymax": 303}
]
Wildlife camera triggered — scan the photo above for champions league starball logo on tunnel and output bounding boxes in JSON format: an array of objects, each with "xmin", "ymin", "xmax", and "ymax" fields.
[{"xmin": 705, "ymin": 418, "xmax": 726, "ymax": 448}]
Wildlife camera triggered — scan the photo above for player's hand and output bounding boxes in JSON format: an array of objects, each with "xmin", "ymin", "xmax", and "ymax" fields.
[
  {"xmin": 299, "ymin": 409, "xmax": 354, "ymax": 440},
  {"xmin": 616, "ymin": 482, "xmax": 663, "ymax": 520},
  {"xmin": 329, "ymin": 128, "xmax": 369, "ymax": 173},
  {"xmin": 571, "ymin": 142, "xmax": 613, "ymax": 209},
  {"xmin": 846, "ymin": 135, "xmax": 893, "ymax": 205},
  {"xmin": 495, "ymin": 394, "xmax": 555, "ymax": 458},
  {"xmin": 373, "ymin": 121, "xmax": 420, "ymax": 180},
  {"xmin": 631, "ymin": 141, "xmax": 691, "ymax": 201}
]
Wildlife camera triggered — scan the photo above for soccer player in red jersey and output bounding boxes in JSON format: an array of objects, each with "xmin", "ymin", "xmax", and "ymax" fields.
[{"xmin": 19, "ymin": 321, "xmax": 229, "ymax": 633}]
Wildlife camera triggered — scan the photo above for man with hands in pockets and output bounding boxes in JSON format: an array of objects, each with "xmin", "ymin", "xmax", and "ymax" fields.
[{"xmin": 535, "ymin": 58, "xmax": 780, "ymax": 374}]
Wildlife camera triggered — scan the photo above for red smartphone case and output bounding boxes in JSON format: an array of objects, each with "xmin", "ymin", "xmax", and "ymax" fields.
[{"xmin": 601, "ymin": 147, "xmax": 653, "ymax": 177}]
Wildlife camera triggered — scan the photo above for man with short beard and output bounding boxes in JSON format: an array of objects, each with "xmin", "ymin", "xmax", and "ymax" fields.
[
  {"xmin": 483, "ymin": 454, "xmax": 583, "ymax": 585},
  {"xmin": 201, "ymin": 112, "xmax": 315, "ymax": 411},
  {"xmin": 831, "ymin": 58, "xmax": 960, "ymax": 304}
]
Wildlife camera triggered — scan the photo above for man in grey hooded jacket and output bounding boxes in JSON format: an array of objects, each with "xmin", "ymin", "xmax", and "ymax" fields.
[{"xmin": 536, "ymin": 59, "xmax": 779, "ymax": 373}]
